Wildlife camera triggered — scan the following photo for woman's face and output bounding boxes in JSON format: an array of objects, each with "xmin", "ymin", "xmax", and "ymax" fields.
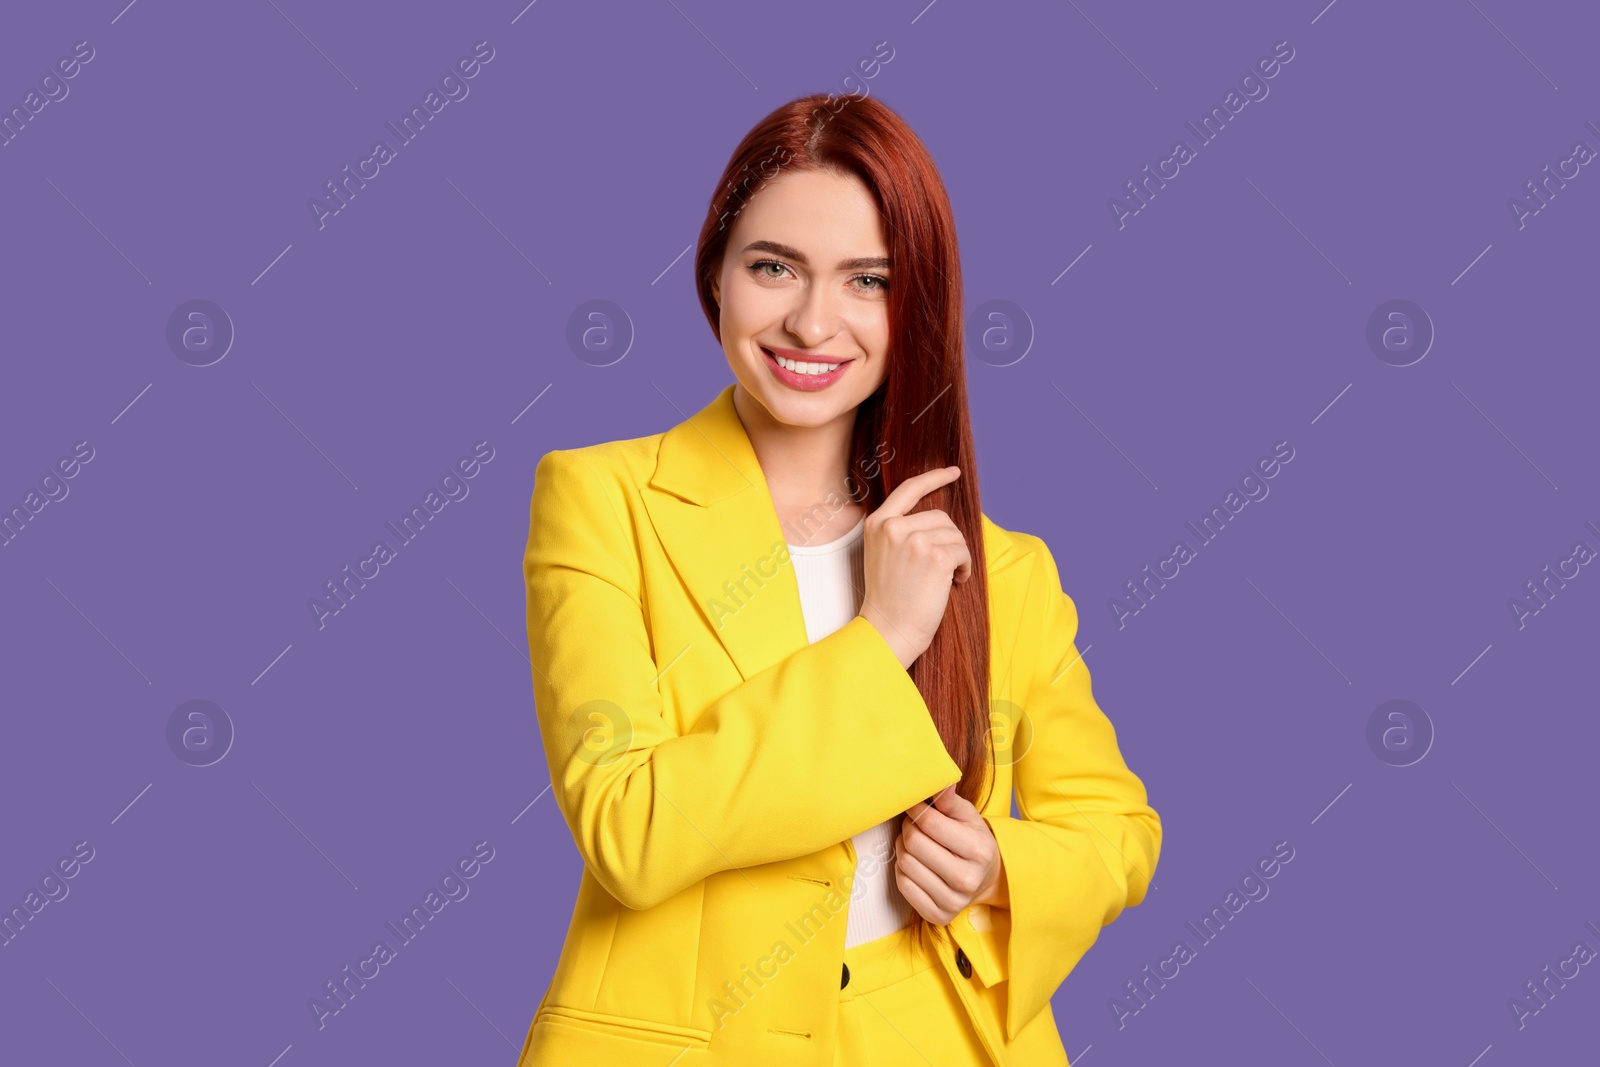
[{"xmin": 711, "ymin": 167, "xmax": 892, "ymax": 431}]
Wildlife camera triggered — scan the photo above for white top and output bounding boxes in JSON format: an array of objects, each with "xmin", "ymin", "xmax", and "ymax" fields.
[{"xmin": 787, "ymin": 514, "xmax": 916, "ymax": 948}]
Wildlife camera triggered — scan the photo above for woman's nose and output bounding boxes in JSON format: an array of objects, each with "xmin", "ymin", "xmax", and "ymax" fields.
[{"xmin": 785, "ymin": 286, "xmax": 841, "ymax": 346}]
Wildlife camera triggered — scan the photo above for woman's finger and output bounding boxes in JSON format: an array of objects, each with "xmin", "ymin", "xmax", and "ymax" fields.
[
  {"xmin": 875, "ymin": 466, "xmax": 960, "ymax": 520},
  {"xmin": 896, "ymin": 847, "xmax": 962, "ymax": 918},
  {"xmin": 930, "ymin": 782, "xmax": 980, "ymax": 823},
  {"xmin": 902, "ymin": 813, "xmax": 985, "ymax": 885},
  {"xmin": 881, "ymin": 509, "xmax": 956, "ymax": 535},
  {"xmin": 906, "ymin": 795, "xmax": 986, "ymax": 862},
  {"xmin": 895, "ymin": 864, "xmax": 946, "ymax": 925}
]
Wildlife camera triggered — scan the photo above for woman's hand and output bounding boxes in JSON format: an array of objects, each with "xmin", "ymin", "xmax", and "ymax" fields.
[
  {"xmin": 856, "ymin": 465, "xmax": 973, "ymax": 670},
  {"xmin": 895, "ymin": 784, "xmax": 1007, "ymax": 926}
]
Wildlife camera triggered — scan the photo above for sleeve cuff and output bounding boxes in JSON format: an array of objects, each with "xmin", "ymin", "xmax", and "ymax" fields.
[{"xmin": 946, "ymin": 899, "xmax": 1009, "ymax": 988}]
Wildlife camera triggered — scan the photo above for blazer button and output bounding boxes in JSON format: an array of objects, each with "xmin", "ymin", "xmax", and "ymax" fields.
[
  {"xmin": 841, "ymin": 963, "xmax": 851, "ymax": 989},
  {"xmin": 956, "ymin": 949, "xmax": 972, "ymax": 979}
]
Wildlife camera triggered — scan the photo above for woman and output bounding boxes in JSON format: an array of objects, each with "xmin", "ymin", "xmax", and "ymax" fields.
[{"xmin": 518, "ymin": 93, "xmax": 1161, "ymax": 1067}]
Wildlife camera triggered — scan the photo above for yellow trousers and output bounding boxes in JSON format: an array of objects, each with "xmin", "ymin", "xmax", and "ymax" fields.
[{"xmin": 834, "ymin": 922, "xmax": 994, "ymax": 1067}]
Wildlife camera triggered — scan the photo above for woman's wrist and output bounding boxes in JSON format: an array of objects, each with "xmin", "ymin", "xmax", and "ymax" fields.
[
  {"xmin": 974, "ymin": 843, "xmax": 1009, "ymax": 908},
  {"xmin": 857, "ymin": 605, "xmax": 920, "ymax": 670}
]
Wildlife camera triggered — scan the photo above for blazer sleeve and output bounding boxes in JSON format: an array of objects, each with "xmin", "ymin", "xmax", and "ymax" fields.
[
  {"xmin": 523, "ymin": 447, "xmax": 963, "ymax": 912},
  {"xmin": 945, "ymin": 533, "xmax": 1162, "ymax": 1041}
]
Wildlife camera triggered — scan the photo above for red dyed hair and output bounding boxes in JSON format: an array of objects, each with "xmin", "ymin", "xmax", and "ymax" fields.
[{"xmin": 693, "ymin": 93, "xmax": 995, "ymax": 807}]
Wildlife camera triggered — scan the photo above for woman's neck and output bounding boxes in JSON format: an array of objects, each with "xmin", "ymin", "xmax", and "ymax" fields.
[{"xmin": 732, "ymin": 385, "xmax": 865, "ymax": 542}]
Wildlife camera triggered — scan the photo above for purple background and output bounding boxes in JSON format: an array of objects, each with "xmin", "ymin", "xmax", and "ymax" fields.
[{"xmin": 3, "ymin": 1, "xmax": 1596, "ymax": 1064}]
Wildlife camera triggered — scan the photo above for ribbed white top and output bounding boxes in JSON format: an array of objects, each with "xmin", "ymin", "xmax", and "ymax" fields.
[{"xmin": 787, "ymin": 514, "xmax": 916, "ymax": 949}]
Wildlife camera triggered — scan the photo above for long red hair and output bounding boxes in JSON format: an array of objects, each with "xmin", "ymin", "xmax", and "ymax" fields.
[{"xmin": 693, "ymin": 92, "xmax": 994, "ymax": 807}]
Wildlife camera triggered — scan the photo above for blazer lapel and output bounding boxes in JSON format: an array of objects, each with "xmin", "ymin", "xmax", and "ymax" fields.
[
  {"xmin": 642, "ymin": 384, "xmax": 809, "ymax": 682},
  {"xmin": 641, "ymin": 383, "xmax": 1035, "ymax": 685}
]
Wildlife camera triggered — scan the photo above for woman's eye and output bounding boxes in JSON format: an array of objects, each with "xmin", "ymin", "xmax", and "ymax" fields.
[{"xmin": 746, "ymin": 260, "xmax": 887, "ymax": 292}]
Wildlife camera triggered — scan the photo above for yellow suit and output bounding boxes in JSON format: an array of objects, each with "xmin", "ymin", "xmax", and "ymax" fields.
[{"xmin": 518, "ymin": 383, "xmax": 1161, "ymax": 1066}]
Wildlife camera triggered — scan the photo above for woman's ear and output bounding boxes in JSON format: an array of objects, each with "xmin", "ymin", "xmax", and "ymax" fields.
[{"xmin": 710, "ymin": 252, "xmax": 730, "ymax": 306}]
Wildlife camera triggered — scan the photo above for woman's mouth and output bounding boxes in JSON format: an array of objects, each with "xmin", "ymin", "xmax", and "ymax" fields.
[{"xmin": 761, "ymin": 346, "xmax": 853, "ymax": 392}]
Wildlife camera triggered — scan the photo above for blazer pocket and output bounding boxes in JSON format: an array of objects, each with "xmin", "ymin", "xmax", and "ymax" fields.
[{"xmin": 535, "ymin": 1003, "xmax": 714, "ymax": 1050}]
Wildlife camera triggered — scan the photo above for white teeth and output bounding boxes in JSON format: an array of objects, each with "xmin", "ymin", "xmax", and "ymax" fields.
[{"xmin": 771, "ymin": 352, "xmax": 840, "ymax": 376}]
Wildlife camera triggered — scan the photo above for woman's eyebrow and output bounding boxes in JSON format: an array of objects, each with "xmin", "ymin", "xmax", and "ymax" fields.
[{"xmin": 741, "ymin": 239, "xmax": 890, "ymax": 271}]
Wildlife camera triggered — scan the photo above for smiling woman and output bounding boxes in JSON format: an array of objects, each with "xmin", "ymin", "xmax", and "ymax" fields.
[
  {"xmin": 518, "ymin": 92, "xmax": 1161, "ymax": 1067},
  {"xmin": 712, "ymin": 180, "xmax": 895, "ymax": 407}
]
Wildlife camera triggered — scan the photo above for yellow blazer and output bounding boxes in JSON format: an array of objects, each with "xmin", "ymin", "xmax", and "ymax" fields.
[{"xmin": 517, "ymin": 383, "xmax": 1161, "ymax": 1067}]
